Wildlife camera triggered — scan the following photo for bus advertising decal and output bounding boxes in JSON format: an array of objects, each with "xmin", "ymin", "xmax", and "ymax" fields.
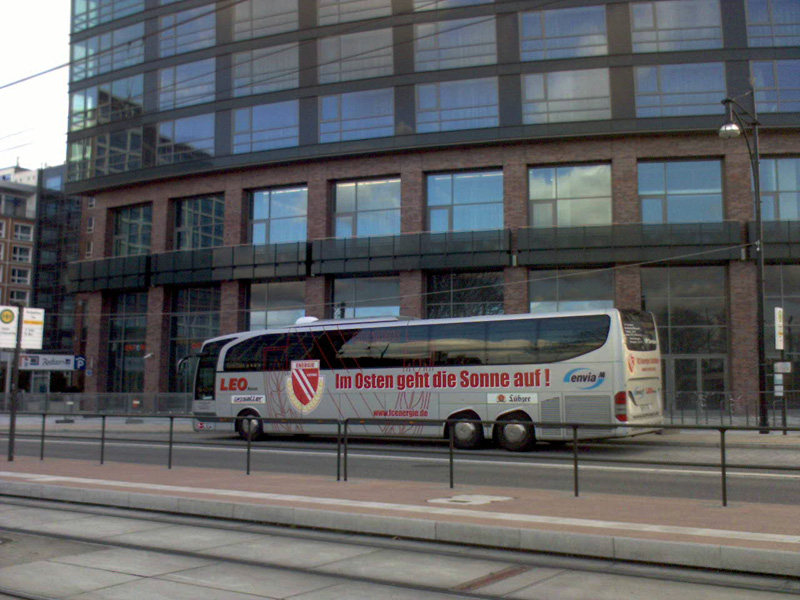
[
  {"xmin": 488, "ymin": 393, "xmax": 537, "ymax": 404},
  {"xmin": 334, "ymin": 368, "xmax": 551, "ymax": 391},
  {"xmin": 563, "ymin": 368, "xmax": 606, "ymax": 390},
  {"xmin": 287, "ymin": 360, "xmax": 325, "ymax": 413},
  {"xmin": 232, "ymin": 395, "xmax": 266, "ymax": 404}
]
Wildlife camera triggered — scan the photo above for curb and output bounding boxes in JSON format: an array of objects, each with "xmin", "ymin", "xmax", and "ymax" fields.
[{"xmin": 1, "ymin": 480, "xmax": 796, "ymax": 578}]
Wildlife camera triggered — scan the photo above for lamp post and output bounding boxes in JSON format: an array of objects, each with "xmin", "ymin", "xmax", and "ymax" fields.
[{"xmin": 718, "ymin": 94, "xmax": 769, "ymax": 431}]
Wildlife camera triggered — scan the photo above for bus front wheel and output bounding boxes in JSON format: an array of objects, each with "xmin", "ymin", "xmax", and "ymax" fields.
[
  {"xmin": 236, "ymin": 410, "xmax": 263, "ymax": 441},
  {"xmin": 495, "ymin": 415, "xmax": 536, "ymax": 452}
]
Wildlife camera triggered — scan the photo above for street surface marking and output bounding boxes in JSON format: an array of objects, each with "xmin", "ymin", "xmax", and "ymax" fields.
[{"xmin": 1, "ymin": 471, "xmax": 799, "ymax": 545}]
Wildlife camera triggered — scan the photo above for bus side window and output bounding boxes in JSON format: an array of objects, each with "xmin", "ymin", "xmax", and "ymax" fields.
[
  {"xmin": 429, "ymin": 322, "xmax": 486, "ymax": 366},
  {"xmin": 486, "ymin": 320, "xmax": 538, "ymax": 365}
]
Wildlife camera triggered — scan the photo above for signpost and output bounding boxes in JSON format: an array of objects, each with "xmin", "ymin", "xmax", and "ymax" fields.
[
  {"xmin": 774, "ymin": 307, "xmax": 789, "ymax": 435},
  {"xmin": 4, "ymin": 306, "xmax": 44, "ymax": 462}
]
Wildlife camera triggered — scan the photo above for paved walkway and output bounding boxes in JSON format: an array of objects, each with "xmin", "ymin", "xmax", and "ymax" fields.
[{"xmin": 1, "ymin": 431, "xmax": 799, "ymax": 578}]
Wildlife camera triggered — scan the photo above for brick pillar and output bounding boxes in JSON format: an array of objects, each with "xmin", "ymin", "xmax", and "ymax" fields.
[
  {"xmin": 305, "ymin": 276, "xmax": 329, "ymax": 319},
  {"xmin": 220, "ymin": 280, "xmax": 247, "ymax": 334},
  {"xmin": 729, "ymin": 261, "xmax": 759, "ymax": 414},
  {"xmin": 723, "ymin": 146, "xmax": 754, "ymax": 222},
  {"xmin": 307, "ymin": 173, "xmax": 330, "ymax": 240},
  {"xmin": 614, "ymin": 266, "xmax": 641, "ymax": 310},
  {"xmin": 611, "ymin": 152, "xmax": 639, "ymax": 224},
  {"xmin": 224, "ymin": 185, "xmax": 248, "ymax": 246},
  {"xmin": 400, "ymin": 271, "xmax": 425, "ymax": 318},
  {"xmin": 504, "ymin": 266, "xmax": 528, "ymax": 315},
  {"xmin": 401, "ymin": 166, "xmax": 424, "ymax": 234},
  {"xmin": 83, "ymin": 292, "xmax": 108, "ymax": 397},
  {"xmin": 144, "ymin": 287, "xmax": 170, "ymax": 399},
  {"xmin": 503, "ymin": 161, "xmax": 528, "ymax": 230},
  {"xmin": 150, "ymin": 196, "xmax": 170, "ymax": 253}
]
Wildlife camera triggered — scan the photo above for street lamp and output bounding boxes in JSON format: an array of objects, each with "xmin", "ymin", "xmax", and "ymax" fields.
[{"xmin": 718, "ymin": 93, "xmax": 769, "ymax": 431}]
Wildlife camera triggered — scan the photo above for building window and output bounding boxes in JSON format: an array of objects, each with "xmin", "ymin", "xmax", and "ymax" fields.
[
  {"xmin": 635, "ymin": 63, "xmax": 726, "ymax": 118},
  {"xmin": 415, "ymin": 17, "xmax": 496, "ymax": 72},
  {"xmin": 87, "ymin": 198, "xmax": 96, "ymax": 208},
  {"xmin": 427, "ymin": 271, "xmax": 504, "ymax": 318},
  {"xmin": 10, "ymin": 268, "xmax": 30, "ymax": 285},
  {"xmin": 158, "ymin": 114, "xmax": 215, "ymax": 165},
  {"xmin": 414, "ymin": 0, "xmax": 492, "ymax": 10},
  {"xmin": 85, "ymin": 241, "xmax": 94, "ymax": 258},
  {"xmin": 233, "ymin": 44, "xmax": 299, "ymax": 97},
  {"xmin": 320, "ymin": 88, "xmax": 394, "ymax": 143},
  {"xmin": 519, "ymin": 5, "xmax": 607, "ymax": 61},
  {"xmin": 766, "ymin": 265, "xmax": 800, "ymax": 363},
  {"xmin": 234, "ymin": 0, "xmax": 298, "ymax": 40},
  {"xmin": 317, "ymin": 0, "xmax": 391, "ymax": 25},
  {"xmin": 522, "ymin": 69, "xmax": 611, "ymax": 124},
  {"xmin": 0, "ymin": 223, "xmax": 5, "ymax": 239},
  {"xmin": 639, "ymin": 161, "xmax": 723, "ymax": 224},
  {"xmin": 113, "ymin": 204, "xmax": 151, "ymax": 256},
  {"xmin": 13, "ymin": 224, "xmax": 33, "ymax": 241},
  {"xmin": 529, "ymin": 164, "xmax": 612, "ymax": 228},
  {"xmin": 641, "ymin": 266, "xmax": 727, "ymax": 355},
  {"xmin": 529, "ymin": 269, "xmax": 613, "ymax": 313},
  {"xmin": 752, "ymin": 60, "xmax": 800, "ymax": 113},
  {"xmin": 334, "ymin": 178, "xmax": 401, "ymax": 238},
  {"xmin": 249, "ymin": 280, "xmax": 305, "ymax": 329},
  {"xmin": 631, "ymin": 0, "xmax": 722, "ymax": 53},
  {"xmin": 87, "ymin": 216, "xmax": 95, "ymax": 233},
  {"xmin": 108, "ymin": 292, "xmax": 148, "ymax": 393},
  {"xmin": 70, "ymin": 23, "xmax": 144, "ymax": 82},
  {"xmin": 8, "ymin": 290, "xmax": 29, "ymax": 306},
  {"xmin": 251, "ymin": 186, "xmax": 307, "ymax": 245},
  {"xmin": 174, "ymin": 195, "xmax": 225, "ymax": 250},
  {"xmin": 760, "ymin": 157, "xmax": 800, "ymax": 220},
  {"xmin": 170, "ymin": 287, "xmax": 220, "ymax": 392},
  {"xmin": 1, "ymin": 195, "xmax": 27, "ymax": 218},
  {"xmin": 417, "ymin": 77, "xmax": 498, "ymax": 133},
  {"xmin": 11, "ymin": 246, "xmax": 31, "ymax": 263},
  {"xmin": 159, "ymin": 5, "xmax": 216, "ymax": 57},
  {"xmin": 0, "ymin": 244, "xmax": 5, "ymax": 260},
  {"xmin": 72, "ymin": 0, "xmax": 144, "ymax": 32},
  {"xmin": 747, "ymin": 0, "xmax": 800, "ymax": 47},
  {"xmin": 427, "ymin": 171, "xmax": 503, "ymax": 232},
  {"xmin": 71, "ymin": 75, "xmax": 145, "ymax": 131},
  {"xmin": 333, "ymin": 276, "xmax": 401, "ymax": 318},
  {"xmin": 234, "ymin": 101, "xmax": 299, "ymax": 153},
  {"xmin": 319, "ymin": 29, "xmax": 393, "ymax": 84},
  {"xmin": 159, "ymin": 59, "xmax": 215, "ymax": 111}
]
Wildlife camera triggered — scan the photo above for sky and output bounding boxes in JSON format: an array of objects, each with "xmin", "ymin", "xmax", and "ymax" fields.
[{"xmin": 0, "ymin": 1, "xmax": 71, "ymax": 171}]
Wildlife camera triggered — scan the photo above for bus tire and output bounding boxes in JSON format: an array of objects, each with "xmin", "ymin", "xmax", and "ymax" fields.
[
  {"xmin": 449, "ymin": 414, "xmax": 484, "ymax": 450},
  {"xmin": 495, "ymin": 414, "xmax": 536, "ymax": 452},
  {"xmin": 236, "ymin": 410, "xmax": 263, "ymax": 441}
]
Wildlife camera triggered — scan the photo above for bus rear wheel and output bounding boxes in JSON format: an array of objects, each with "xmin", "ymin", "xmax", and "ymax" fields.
[
  {"xmin": 495, "ymin": 414, "xmax": 536, "ymax": 452},
  {"xmin": 236, "ymin": 410, "xmax": 263, "ymax": 441},
  {"xmin": 449, "ymin": 414, "xmax": 484, "ymax": 450}
]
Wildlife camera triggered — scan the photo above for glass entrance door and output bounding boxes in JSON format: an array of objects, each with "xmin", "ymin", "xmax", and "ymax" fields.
[{"xmin": 665, "ymin": 356, "xmax": 727, "ymax": 419}]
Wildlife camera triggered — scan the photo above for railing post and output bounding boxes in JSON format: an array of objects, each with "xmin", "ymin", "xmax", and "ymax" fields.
[
  {"xmin": 39, "ymin": 413, "xmax": 46, "ymax": 460},
  {"xmin": 100, "ymin": 415, "xmax": 106, "ymax": 465},
  {"xmin": 343, "ymin": 419, "xmax": 349, "ymax": 482},
  {"xmin": 168, "ymin": 416, "xmax": 174, "ymax": 470},
  {"xmin": 572, "ymin": 425, "xmax": 580, "ymax": 497},
  {"xmin": 449, "ymin": 419, "xmax": 454, "ymax": 489},
  {"xmin": 246, "ymin": 417, "xmax": 253, "ymax": 475},
  {"xmin": 720, "ymin": 427, "xmax": 727, "ymax": 507},
  {"xmin": 336, "ymin": 420, "xmax": 341, "ymax": 481}
]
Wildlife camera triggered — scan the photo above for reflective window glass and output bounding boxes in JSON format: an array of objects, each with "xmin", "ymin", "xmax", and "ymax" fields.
[
  {"xmin": 529, "ymin": 269, "xmax": 613, "ymax": 313},
  {"xmin": 170, "ymin": 287, "xmax": 220, "ymax": 392},
  {"xmin": 234, "ymin": 101, "xmax": 299, "ymax": 153},
  {"xmin": 174, "ymin": 195, "xmax": 225, "ymax": 250},
  {"xmin": 522, "ymin": 69, "xmax": 610, "ymax": 124},
  {"xmin": 159, "ymin": 59, "xmax": 215, "ymax": 111},
  {"xmin": 70, "ymin": 23, "xmax": 144, "ymax": 82},
  {"xmin": 319, "ymin": 29, "xmax": 394, "ymax": 83},
  {"xmin": 529, "ymin": 164, "xmax": 612, "ymax": 228},
  {"xmin": 113, "ymin": 204, "xmax": 151, "ymax": 257},
  {"xmin": 157, "ymin": 114, "xmax": 215, "ymax": 165},
  {"xmin": 234, "ymin": 0, "xmax": 298, "ymax": 40},
  {"xmin": 519, "ymin": 6, "xmax": 607, "ymax": 61},
  {"xmin": 747, "ymin": 0, "xmax": 800, "ymax": 46},
  {"xmin": 320, "ymin": 88, "xmax": 394, "ymax": 143},
  {"xmin": 752, "ymin": 60, "xmax": 800, "ymax": 113},
  {"xmin": 639, "ymin": 161, "xmax": 722, "ymax": 224},
  {"xmin": 426, "ymin": 271, "xmax": 503, "ymax": 318},
  {"xmin": 427, "ymin": 171, "xmax": 503, "ymax": 232},
  {"xmin": 635, "ymin": 63, "xmax": 726, "ymax": 117},
  {"xmin": 249, "ymin": 281, "xmax": 305, "ymax": 330},
  {"xmin": 318, "ymin": 0, "xmax": 391, "ymax": 25},
  {"xmin": 159, "ymin": 5, "xmax": 216, "ymax": 57},
  {"xmin": 414, "ymin": 0, "xmax": 491, "ymax": 9},
  {"xmin": 73, "ymin": 0, "xmax": 144, "ymax": 32},
  {"xmin": 417, "ymin": 77, "xmax": 498, "ymax": 133},
  {"xmin": 234, "ymin": 44, "xmax": 299, "ymax": 97},
  {"xmin": 251, "ymin": 186, "xmax": 307, "ymax": 245},
  {"xmin": 760, "ymin": 158, "xmax": 800, "ymax": 220},
  {"xmin": 334, "ymin": 277, "xmax": 401, "ymax": 318},
  {"xmin": 415, "ymin": 17, "xmax": 496, "ymax": 72},
  {"xmin": 108, "ymin": 292, "xmax": 149, "ymax": 393},
  {"xmin": 631, "ymin": 0, "xmax": 722, "ymax": 52},
  {"xmin": 334, "ymin": 178, "xmax": 401, "ymax": 237}
]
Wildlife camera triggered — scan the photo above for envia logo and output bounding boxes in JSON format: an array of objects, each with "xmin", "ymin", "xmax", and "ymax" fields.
[{"xmin": 563, "ymin": 368, "xmax": 606, "ymax": 390}]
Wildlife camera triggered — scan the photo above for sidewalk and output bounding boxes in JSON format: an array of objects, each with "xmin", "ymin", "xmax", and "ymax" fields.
[{"xmin": 1, "ymin": 449, "xmax": 798, "ymax": 578}]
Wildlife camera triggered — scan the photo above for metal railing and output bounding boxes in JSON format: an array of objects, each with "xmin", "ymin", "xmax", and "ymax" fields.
[
  {"xmin": 2, "ymin": 412, "xmax": 798, "ymax": 508},
  {"xmin": 666, "ymin": 391, "xmax": 800, "ymax": 429}
]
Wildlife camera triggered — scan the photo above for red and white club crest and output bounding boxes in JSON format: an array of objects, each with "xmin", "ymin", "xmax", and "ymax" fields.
[
  {"xmin": 287, "ymin": 360, "xmax": 325, "ymax": 413},
  {"xmin": 627, "ymin": 355, "xmax": 636, "ymax": 374}
]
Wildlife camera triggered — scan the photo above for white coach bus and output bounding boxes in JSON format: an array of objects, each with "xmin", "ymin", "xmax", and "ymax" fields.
[{"xmin": 191, "ymin": 309, "xmax": 663, "ymax": 451}]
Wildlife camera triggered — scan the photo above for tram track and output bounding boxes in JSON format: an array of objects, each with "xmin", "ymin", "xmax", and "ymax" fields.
[{"xmin": 0, "ymin": 498, "xmax": 798, "ymax": 599}]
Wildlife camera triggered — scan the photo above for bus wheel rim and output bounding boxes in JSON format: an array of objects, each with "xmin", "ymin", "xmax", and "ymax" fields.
[
  {"xmin": 503, "ymin": 423, "xmax": 530, "ymax": 444},
  {"xmin": 454, "ymin": 422, "xmax": 478, "ymax": 442}
]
